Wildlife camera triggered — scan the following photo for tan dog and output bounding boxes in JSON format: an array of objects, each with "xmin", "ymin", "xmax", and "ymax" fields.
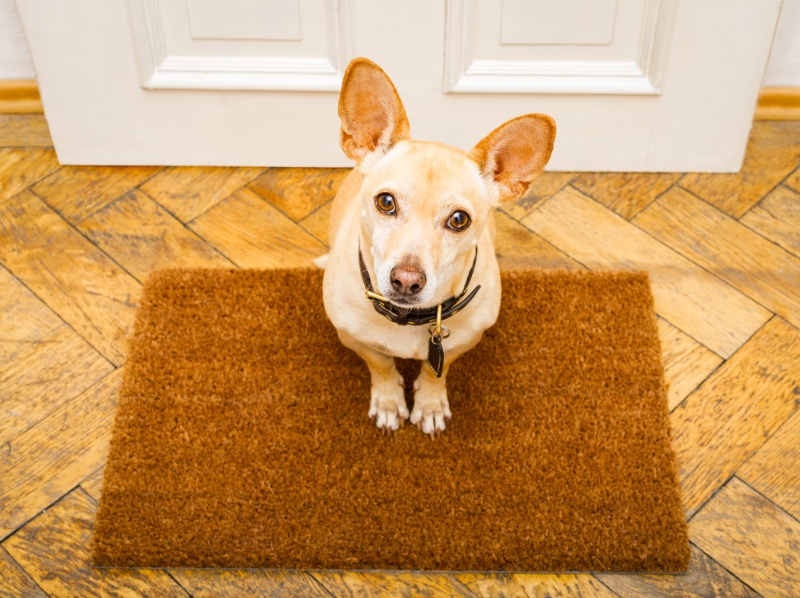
[{"xmin": 321, "ymin": 58, "xmax": 555, "ymax": 437}]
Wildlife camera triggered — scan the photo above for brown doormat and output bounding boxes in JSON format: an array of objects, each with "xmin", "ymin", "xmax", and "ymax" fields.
[{"xmin": 92, "ymin": 268, "xmax": 689, "ymax": 573}]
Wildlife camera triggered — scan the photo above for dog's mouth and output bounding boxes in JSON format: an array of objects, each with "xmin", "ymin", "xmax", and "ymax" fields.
[{"xmin": 385, "ymin": 294, "xmax": 424, "ymax": 308}]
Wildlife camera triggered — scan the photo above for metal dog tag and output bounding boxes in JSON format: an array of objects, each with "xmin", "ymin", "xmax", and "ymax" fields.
[{"xmin": 426, "ymin": 306, "xmax": 449, "ymax": 378}]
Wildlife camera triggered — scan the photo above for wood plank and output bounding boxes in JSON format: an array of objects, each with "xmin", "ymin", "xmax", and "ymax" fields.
[
  {"xmin": 0, "ymin": 265, "xmax": 62, "ymax": 365},
  {"xmin": 657, "ymin": 318, "xmax": 723, "ymax": 411},
  {"xmin": 31, "ymin": 164, "xmax": 162, "ymax": 225},
  {"xmin": 495, "ymin": 210, "xmax": 584, "ymax": 272},
  {"xmin": 0, "ymin": 369, "xmax": 121, "ymax": 540},
  {"xmin": 0, "ymin": 148, "xmax": 60, "ymax": 204},
  {"xmin": 635, "ymin": 186, "xmax": 800, "ymax": 330},
  {"xmin": 598, "ymin": 544, "xmax": 760, "ymax": 598},
  {"xmin": 0, "ymin": 546, "xmax": 47, "ymax": 598},
  {"xmin": 571, "ymin": 172, "xmax": 681, "ymax": 219},
  {"xmin": 299, "ymin": 200, "xmax": 332, "ymax": 247},
  {"xmin": 189, "ymin": 187, "xmax": 327, "ymax": 268},
  {"xmin": 690, "ymin": 477, "xmax": 800, "ymax": 598},
  {"xmin": 741, "ymin": 185, "xmax": 800, "ymax": 258},
  {"xmin": 738, "ymin": 410, "xmax": 800, "ymax": 521},
  {"xmin": 0, "ymin": 191, "xmax": 141, "ymax": 365},
  {"xmin": 140, "ymin": 165, "xmax": 265, "ymax": 223},
  {"xmin": 500, "ymin": 171, "xmax": 577, "ymax": 221},
  {"xmin": 3, "ymin": 489, "xmax": 188, "ymax": 597},
  {"xmin": 679, "ymin": 120, "xmax": 800, "ymax": 218},
  {"xmin": 0, "ymin": 324, "xmax": 113, "ymax": 446},
  {"xmin": 670, "ymin": 317, "xmax": 800, "ymax": 516},
  {"xmin": 80, "ymin": 468, "xmax": 105, "ymax": 504},
  {"xmin": 248, "ymin": 167, "xmax": 349, "ymax": 222},
  {"xmin": 786, "ymin": 166, "xmax": 800, "ymax": 194},
  {"xmin": 521, "ymin": 186, "xmax": 770, "ymax": 358},
  {"xmin": 172, "ymin": 569, "xmax": 330, "ymax": 597},
  {"xmin": 0, "ymin": 114, "xmax": 52, "ymax": 147},
  {"xmin": 79, "ymin": 189, "xmax": 235, "ymax": 281},
  {"xmin": 456, "ymin": 572, "xmax": 617, "ymax": 597},
  {"xmin": 311, "ymin": 571, "xmax": 473, "ymax": 597}
]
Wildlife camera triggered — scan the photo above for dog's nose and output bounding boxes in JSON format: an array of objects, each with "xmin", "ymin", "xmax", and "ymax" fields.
[{"xmin": 390, "ymin": 264, "xmax": 426, "ymax": 296}]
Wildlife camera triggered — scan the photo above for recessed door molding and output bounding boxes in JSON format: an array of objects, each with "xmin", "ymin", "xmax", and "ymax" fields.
[
  {"xmin": 125, "ymin": 0, "xmax": 354, "ymax": 91},
  {"xmin": 444, "ymin": 0, "xmax": 677, "ymax": 95}
]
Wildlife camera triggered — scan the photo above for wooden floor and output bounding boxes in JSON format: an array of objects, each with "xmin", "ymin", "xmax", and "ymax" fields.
[{"xmin": 1, "ymin": 113, "xmax": 799, "ymax": 597}]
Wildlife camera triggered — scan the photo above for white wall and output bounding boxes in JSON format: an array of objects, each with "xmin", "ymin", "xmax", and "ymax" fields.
[
  {"xmin": 763, "ymin": 0, "xmax": 800, "ymax": 86},
  {"xmin": 1, "ymin": 0, "xmax": 799, "ymax": 85},
  {"xmin": 0, "ymin": 0, "xmax": 34, "ymax": 78}
]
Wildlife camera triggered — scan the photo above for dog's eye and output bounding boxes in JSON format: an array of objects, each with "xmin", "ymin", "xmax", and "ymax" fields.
[
  {"xmin": 446, "ymin": 210, "xmax": 471, "ymax": 231},
  {"xmin": 375, "ymin": 193, "xmax": 397, "ymax": 215}
]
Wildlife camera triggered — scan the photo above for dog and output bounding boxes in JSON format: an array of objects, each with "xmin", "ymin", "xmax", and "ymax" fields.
[{"xmin": 320, "ymin": 57, "xmax": 555, "ymax": 438}]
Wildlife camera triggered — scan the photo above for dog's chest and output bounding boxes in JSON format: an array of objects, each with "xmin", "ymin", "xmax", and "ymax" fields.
[{"xmin": 352, "ymin": 319, "xmax": 431, "ymax": 360}]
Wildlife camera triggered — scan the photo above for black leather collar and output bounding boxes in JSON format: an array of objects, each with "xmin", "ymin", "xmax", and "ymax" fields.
[{"xmin": 358, "ymin": 245, "xmax": 481, "ymax": 326}]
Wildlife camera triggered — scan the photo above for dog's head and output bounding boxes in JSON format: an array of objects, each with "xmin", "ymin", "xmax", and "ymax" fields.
[{"xmin": 339, "ymin": 58, "xmax": 555, "ymax": 308}]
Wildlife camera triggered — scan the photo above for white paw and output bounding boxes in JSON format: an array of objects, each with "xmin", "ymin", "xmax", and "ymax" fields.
[
  {"xmin": 410, "ymin": 391, "xmax": 451, "ymax": 439},
  {"xmin": 368, "ymin": 375, "xmax": 409, "ymax": 433}
]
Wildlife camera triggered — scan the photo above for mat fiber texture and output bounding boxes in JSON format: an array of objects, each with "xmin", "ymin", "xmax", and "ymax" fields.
[{"xmin": 92, "ymin": 268, "xmax": 689, "ymax": 572}]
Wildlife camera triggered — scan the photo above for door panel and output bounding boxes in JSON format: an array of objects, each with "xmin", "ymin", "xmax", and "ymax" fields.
[
  {"xmin": 15, "ymin": 0, "xmax": 781, "ymax": 171},
  {"xmin": 500, "ymin": 0, "xmax": 618, "ymax": 46},
  {"xmin": 444, "ymin": 0, "xmax": 674, "ymax": 94},
  {"xmin": 128, "ymin": 0, "xmax": 353, "ymax": 91},
  {"xmin": 185, "ymin": 0, "xmax": 302, "ymax": 41}
]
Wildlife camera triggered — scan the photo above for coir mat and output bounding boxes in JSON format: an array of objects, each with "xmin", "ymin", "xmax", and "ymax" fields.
[{"xmin": 92, "ymin": 268, "xmax": 689, "ymax": 572}]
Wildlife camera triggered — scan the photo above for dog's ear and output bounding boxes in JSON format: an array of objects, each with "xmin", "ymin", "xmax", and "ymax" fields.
[
  {"xmin": 338, "ymin": 58, "xmax": 411, "ymax": 164},
  {"xmin": 468, "ymin": 114, "xmax": 556, "ymax": 203}
]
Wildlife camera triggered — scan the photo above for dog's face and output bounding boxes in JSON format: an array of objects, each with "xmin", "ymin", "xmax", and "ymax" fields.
[{"xmin": 358, "ymin": 140, "xmax": 493, "ymax": 308}]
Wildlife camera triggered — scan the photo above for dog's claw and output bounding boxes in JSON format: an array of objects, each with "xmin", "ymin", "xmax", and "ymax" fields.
[
  {"xmin": 428, "ymin": 427, "xmax": 444, "ymax": 441},
  {"xmin": 410, "ymin": 400, "xmax": 450, "ymax": 439},
  {"xmin": 369, "ymin": 397, "xmax": 409, "ymax": 436}
]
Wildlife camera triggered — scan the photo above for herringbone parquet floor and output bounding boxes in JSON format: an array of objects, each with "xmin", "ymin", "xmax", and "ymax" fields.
[{"xmin": 1, "ymin": 113, "xmax": 799, "ymax": 597}]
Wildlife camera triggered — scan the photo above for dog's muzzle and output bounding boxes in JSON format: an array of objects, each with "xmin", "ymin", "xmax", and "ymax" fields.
[{"xmin": 357, "ymin": 245, "xmax": 481, "ymax": 327}]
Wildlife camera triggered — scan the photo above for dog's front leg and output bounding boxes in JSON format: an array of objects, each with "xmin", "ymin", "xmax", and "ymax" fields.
[
  {"xmin": 411, "ymin": 365, "xmax": 452, "ymax": 439},
  {"xmin": 336, "ymin": 329, "xmax": 408, "ymax": 432}
]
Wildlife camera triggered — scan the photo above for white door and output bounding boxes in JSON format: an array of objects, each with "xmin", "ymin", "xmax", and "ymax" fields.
[{"xmin": 15, "ymin": 0, "xmax": 781, "ymax": 171}]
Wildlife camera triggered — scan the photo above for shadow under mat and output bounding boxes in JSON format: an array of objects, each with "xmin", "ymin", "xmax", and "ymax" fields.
[{"xmin": 92, "ymin": 268, "xmax": 689, "ymax": 572}]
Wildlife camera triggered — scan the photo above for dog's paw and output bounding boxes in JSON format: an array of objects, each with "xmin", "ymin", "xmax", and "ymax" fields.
[
  {"xmin": 368, "ymin": 375, "xmax": 409, "ymax": 434},
  {"xmin": 369, "ymin": 398, "xmax": 410, "ymax": 433},
  {"xmin": 410, "ymin": 381, "xmax": 451, "ymax": 439}
]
